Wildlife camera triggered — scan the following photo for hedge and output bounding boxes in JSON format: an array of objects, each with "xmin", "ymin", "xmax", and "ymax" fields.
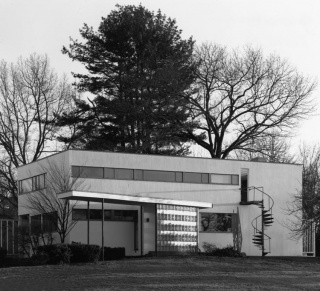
[
  {"xmin": 68, "ymin": 244, "xmax": 100, "ymax": 263},
  {"xmin": 103, "ymin": 247, "xmax": 125, "ymax": 260},
  {"xmin": 0, "ymin": 247, "xmax": 7, "ymax": 265},
  {"xmin": 36, "ymin": 244, "xmax": 71, "ymax": 264}
]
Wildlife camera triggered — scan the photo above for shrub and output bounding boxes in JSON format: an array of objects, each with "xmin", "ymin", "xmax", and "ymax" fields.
[
  {"xmin": 202, "ymin": 243, "xmax": 241, "ymax": 257},
  {"xmin": 103, "ymin": 247, "xmax": 125, "ymax": 260},
  {"xmin": 0, "ymin": 247, "xmax": 7, "ymax": 265},
  {"xmin": 68, "ymin": 244, "xmax": 101, "ymax": 263},
  {"xmin": 37, "ymin": 244, "xmax": 71, "ymax": 264},
  {"xmin": 31, "ymin": 252, "xmax": 49, "ymax": 265},
  {"xmin": 202, "ymin": 242, "xmax": 217, "ymax": 253}
]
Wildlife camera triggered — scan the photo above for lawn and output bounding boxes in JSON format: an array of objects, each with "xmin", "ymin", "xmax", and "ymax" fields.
[{"xmin": 1, "ymin": 256, "xmax": 320, "ymax": 290}]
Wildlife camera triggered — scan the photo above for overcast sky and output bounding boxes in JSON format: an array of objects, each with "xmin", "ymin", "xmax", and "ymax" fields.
[{"xmin": 1, "ymin": 0, "xmax": 319, "ymax": 150}]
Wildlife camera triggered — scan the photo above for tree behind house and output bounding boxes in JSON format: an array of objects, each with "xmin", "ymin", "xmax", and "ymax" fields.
[
  {"xmin": 184, "ymin": 43, "xmax": 316, "ymax": 159},
  {"xmin": 58, "ymin": 4, "xmax": 197, "ymax": 155},
  {"xmin": 0, "ymin": 54, "xmax": 74, "ymax": 215},
  {"xmin": 285, "ymin": 144, "xmax": 320, "ymax": 241}
]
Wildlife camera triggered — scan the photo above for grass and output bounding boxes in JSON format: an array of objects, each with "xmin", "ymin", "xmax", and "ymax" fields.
[{"xmin": 1, "ymin": 256, "xmax": 320, "ymax": 290}]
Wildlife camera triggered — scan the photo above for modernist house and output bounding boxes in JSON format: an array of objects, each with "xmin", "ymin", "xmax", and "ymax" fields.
[{"xmin": 18, "ymin": 150, "xmax": 306, "ymax": 257}]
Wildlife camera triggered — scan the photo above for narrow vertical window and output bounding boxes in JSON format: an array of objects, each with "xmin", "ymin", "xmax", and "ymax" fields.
[{"xmin": 241, "ymin": 169, "xmax": 249, "ymax": 202}]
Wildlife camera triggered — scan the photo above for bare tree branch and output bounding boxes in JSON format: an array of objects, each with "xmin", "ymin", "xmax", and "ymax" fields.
[
  {"xmin": 0, "ymin": 54, "xmax": 75, "ymax": 215},
  {"xmin": 186, "ymin": 43, "xmax": 317, "ymax": 158},
  {"xmin": 24, "ymin": 159, "xmax": 86, "ymax": 243}
]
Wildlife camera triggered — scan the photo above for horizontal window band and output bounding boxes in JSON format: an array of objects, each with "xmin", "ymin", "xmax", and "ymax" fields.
[{"xmin": 71, "ymin": 166, "xmax": 239, "ymax": 186}]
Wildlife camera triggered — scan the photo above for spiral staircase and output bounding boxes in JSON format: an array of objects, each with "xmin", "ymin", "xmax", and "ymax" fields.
[{"xmin": 242, "ymin": 187, "xmax": 274, "ymax": 256}]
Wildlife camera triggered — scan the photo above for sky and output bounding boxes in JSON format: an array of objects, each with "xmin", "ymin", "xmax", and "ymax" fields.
[{"xmin": 0, "ymin": 0, "xmax": 320, "ymax": 152}]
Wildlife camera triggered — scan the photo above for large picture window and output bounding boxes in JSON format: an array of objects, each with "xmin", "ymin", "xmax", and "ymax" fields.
[{"xmin": 200, "ymin": 213, "xmax": 233, "ymax": 232}]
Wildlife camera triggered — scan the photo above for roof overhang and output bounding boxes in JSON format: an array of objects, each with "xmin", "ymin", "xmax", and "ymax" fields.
[{"xmin": 58, "ymin": 190, "xmax": 213, "ymax": 209}]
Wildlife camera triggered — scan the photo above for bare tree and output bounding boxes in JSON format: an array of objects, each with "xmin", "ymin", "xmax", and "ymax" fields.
[
  {"xmin": 184, "ymin": 43, "xmax": 316, "ymax": 158},
  {"xmin": 23, "ymin": 159, "xmax": 85, "ymax": 243},
  {"xmin": 0, "ymin": 54, "xmax": 74, "ymax": 212},
  {"xmin": 284, "ymin": 144, "xmax": 320, "ymax": 240},
  {"xmin": 232, "ymin": 131, "xmax": 295, "ymax": 163}
]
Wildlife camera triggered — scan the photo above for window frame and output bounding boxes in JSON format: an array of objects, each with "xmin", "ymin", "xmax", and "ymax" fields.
[{"xmin": 210, "ymin": 173, "xmax": 239, "ymax": 185}]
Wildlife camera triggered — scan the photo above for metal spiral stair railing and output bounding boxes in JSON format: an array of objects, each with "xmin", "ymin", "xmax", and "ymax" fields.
[{"xmin": 249, "ymin": 187, "xmax": 274, "ymax": 256}]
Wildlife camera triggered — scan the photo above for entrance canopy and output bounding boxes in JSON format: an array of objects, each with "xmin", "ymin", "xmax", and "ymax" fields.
[{"xmin": 58, "ymin": 190, "xmax": 213, "ymax": 209}]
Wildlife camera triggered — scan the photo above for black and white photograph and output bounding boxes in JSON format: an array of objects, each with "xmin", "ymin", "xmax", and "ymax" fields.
[{"xmin": 0, "ymin": 0, "xmax": 320, "ymax": 290}]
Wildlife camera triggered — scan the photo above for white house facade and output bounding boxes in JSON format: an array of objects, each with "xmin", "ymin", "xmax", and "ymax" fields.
[{"xmin": 18, "ymin": 150, "xmax": 304, "ymax": 257}]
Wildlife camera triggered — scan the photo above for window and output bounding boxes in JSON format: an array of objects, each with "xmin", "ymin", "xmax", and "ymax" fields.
[
  {"xmin": 183, "ymin": 172, "xmax": 202, "ymax": 183},
  {"xmin": 19, "ymin": 214, "xmax": 29, "ymax": 228},
  {"xmin": 104, "ymin": 210, "xmax": 112, "ymax": 220},
  {"xmin": 70, "ymin": 165, "xmax": 239, "ymax": 186},
  {"xmin": 43, "ymin": 212, "xmax": 57, "ymax": 233},
  {"xmin": 201, "ymin": 173, "xmax": 209, "ymax": 184},
  {"xmin": 72, "ymin": 209, "xmax": 137, "ymax": 221},
  {"xmin": 211, "ymin": 174, "xmax": 239, "ymax": 185},
  {"xmin": 232, "ymin": 175, "xmax": 239, "ymax": 185},
  {"xmin": 114, "ymin": 210, "xmax": 137, "ymax": 221},
  {"xmin": 72, "ymin": 209, "xmax": 88, "ymax": 220},
  {"xmin": 89, "ymin": 209, "xmax": 103, "ymax": 220},
  {"xmin": 104, "ymin": 168, "xmax": 115, "ymax": 179},
  {"xmin": 134, "ymin": 170, "xmax": 143, "ymax": 180},
  {"xmin": 31, "ymin": 215, "xmax": 42, "ymax": 233},
  {"xmin": 115, "ymin": 169, "xmax": 134, "ymax": 180},
  {"xmin": 19, "ymin": 173, "xmax": 46, "ymax": 194},
  {"xmin": 200, "ymin": 213, "xmax": 233, "ymax": 232},
  {"xmin": 175, "ymin": 172, "xmax": 183, "ymax": 182},
  {"xmin": 241, "ymin": 169, "xmax": 249, "ymax": 202},
  {"xmin": 81, "ymin": 167, "xmax": 103, "ymax": 179},
  {"xmin": 72, "ymin": 166, "xmax": 80, "ymax": 177},
  {"xmin": 32, "ymin": 174, "xmax": 46, "ymax": 191},
  {"xmin": 72, "ymin": 166, "xmax": 103, "ymax": 179},
  {"xmin": 21, "ymin": 178, "xmax": 32, "ymax": 193},
  {"xmin": 144, "ymin": 170, "xmax": 175, "ymax": 182}
]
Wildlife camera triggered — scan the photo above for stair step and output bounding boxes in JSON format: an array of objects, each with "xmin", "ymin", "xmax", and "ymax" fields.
[
  {"xmin": 243, "ymin": 201, "xmax": 263, "ymax": 205},
  {"xmin": 264, "ymin": 221, "xmax": 274, "ymax": 225},
  {"xmin": 263, "ymin": 213, "xmax": 273, "ymax": 217}
]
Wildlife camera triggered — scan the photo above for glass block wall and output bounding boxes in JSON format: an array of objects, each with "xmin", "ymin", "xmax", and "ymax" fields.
[{"xmin": 156, "ymin": 204, "xmax": 198, "ymax": 252}]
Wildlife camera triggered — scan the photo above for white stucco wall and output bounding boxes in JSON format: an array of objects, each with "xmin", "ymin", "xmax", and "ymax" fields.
[
  {"xmin": 142, "ymin": 203, "xmax": 156, "ymax": 255},
  {"xmin": 17, "ymin": 150, "xmax": 303, "ymax": 256}
]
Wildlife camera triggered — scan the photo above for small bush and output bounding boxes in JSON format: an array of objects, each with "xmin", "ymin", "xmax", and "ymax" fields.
[
  {"xmin": 202, "ymin": 243, "xmax": 241, "ymax": 257},
  {"xmin": 0, "ymin": 247, "xmax": 7, "ymax": 265},
  {"xmin": 37, "ymin": 244, "xmax": 71, "ymax": 264},
  {"xmin": 68, "ymin": 244, "xmax": 101, "ymax": 263},
  {"xmin": 31, "ymin": 252, "xmax": 49, "ymax": 265},
  {"xmin": 103, "ymin": 247, "xmax": 125, "ymax": 260},
  {"xmin": 202, "ymin": 242, "xmax": 217, "ymax": 253}
]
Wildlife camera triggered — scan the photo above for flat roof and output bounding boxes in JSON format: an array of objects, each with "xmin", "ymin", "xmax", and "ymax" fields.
[
  {"xmin": 17, "ymin": 148, "xmax": 302, "ymax": 169},
  {"xmin": 58, "ymin": 190, "xmax": 213, "ymax": 209}
]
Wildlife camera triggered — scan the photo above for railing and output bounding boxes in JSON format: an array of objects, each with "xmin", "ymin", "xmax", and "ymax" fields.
[
  {"xmin": 302, "ymin": 220, "xmax": 315, "ymax": 257},
  {"xmin": 248, "ymin": 187, "xmax": 274, "ymax": 256}
]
